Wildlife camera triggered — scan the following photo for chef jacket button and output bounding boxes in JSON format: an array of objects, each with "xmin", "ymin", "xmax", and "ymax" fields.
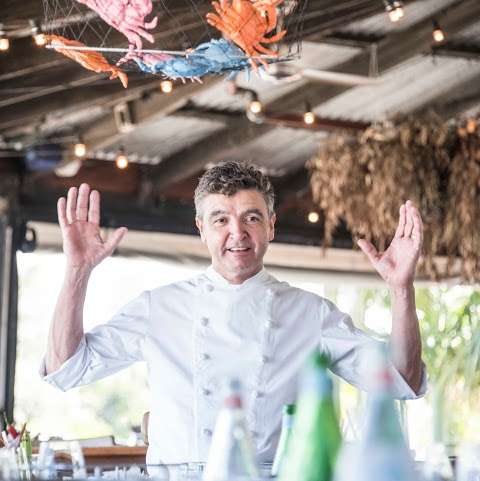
[
  {"xmin": 252, "ymin": 390, "xmax": 264, "ymax": 399},
  {"xmin": 261, "ymin": 355, "xmax": 269, "ymax": 364},
  {"xmin": 200, "ymin": 353, "xmax": 210, "ymax": 361},
  {"xmin": 202, "ymin": 387, "xmax": 211, "ymax": 396},
  {"xmin": 265, "ymin": 320, "xmax": 275, "ymax": 329},
  {"xmin": 203, "ymin": 428, "xmax": 212, "ymax": 437},
  {"xmin": 250, "ymin": 430, "xmax": 259, "ymax": 438},
  {"xmin": 206, "ymin": 284, "xmax": 214, "ymax": 292},
  {"xmin": 200, "ymin": 317, "xmax": 209, "ymax": 327}
]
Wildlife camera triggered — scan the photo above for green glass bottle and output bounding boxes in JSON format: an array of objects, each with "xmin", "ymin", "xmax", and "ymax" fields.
[
  {"xmin": 279, "ymin": 352, "xmax": 342, "ymax": 481},
  {"xmin": 271, "ymin": 404, "xmax": 296, "ymax": 476}
]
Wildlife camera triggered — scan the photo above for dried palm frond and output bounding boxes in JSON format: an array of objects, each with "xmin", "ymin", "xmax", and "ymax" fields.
[{"xmin": 308, "ymin": 113, "xmax": 479, "ymax": 282}]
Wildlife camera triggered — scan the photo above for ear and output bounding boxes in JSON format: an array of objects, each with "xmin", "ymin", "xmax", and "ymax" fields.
[
  {"xmin": 268, "ymin": 213, "xmax": 276, "ymax": 242},
  {"xmin": 195, "ymin": 217, "xmax": 206, "ymax": 243}
]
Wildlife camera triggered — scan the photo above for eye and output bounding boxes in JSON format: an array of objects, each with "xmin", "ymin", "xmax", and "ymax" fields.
[
  {"xmin": 213, "ymin": 217, "xmax": 227, "ymax": 225},
  {"xmin": 246, "ymin": 215, "xmax": 260, "ymax": 223}
]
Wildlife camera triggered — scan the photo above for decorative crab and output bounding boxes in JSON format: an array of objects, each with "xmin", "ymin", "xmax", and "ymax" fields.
[
  {"xmin": 206, "ymin": 0, "xmax": 286, "ymax": 70},
  {"xmin": 133, "ymin": 39, "xmax": 250, "ymax": 81},
  {"xmin": 75, "ymin": 0, "xmax": 158, "ymax": 64},
  {"xmin": 46, "ymin": 35, "xmax": 128, "ymax": 87}
]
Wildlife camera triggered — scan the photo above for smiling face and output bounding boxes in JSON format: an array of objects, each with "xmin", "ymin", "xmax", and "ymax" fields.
[{"xmin": 195, "ymin": 189, "xmax": 276, "ymax": 284}]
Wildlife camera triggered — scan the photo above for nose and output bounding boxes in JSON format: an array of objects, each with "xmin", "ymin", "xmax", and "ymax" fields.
[{"xmin": 228, "ymin": 217, "xmax": 247, "ymax": 239}]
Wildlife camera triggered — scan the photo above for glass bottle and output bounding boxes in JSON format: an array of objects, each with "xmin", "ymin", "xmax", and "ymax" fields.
[
  {"xmin": 279, "ymin": 352, "xmax": 342, "ymax": 481},
  {"xmin": 203, "ymin": 378, "xmax": 259, "ymax": 481},
  {"xmin": 271, "ymin": 404, "xmax": 296, "ymax": 476}
]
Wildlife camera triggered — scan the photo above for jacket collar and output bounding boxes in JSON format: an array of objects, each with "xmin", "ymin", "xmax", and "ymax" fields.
[{"xmin": 204, "ymin": 265, "xmax": 270, "ymax": 290}]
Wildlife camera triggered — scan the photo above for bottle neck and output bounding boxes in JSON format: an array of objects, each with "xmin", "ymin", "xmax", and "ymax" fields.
[{"xmin": 282, "ymin": 413, "xmax": 295, "ymax": 430}]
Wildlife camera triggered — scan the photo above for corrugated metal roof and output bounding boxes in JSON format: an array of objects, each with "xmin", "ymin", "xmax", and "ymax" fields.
[
  {"xmin": 453, "ymin": 21, "xmax": 480, "ymax": 42},
  {"xmin": 338, "ymin": 0, "xmax": 458, "ymax": 35},
  {"xmin": 190, "ymin": 42, "xmax": 362, "ymax": 111},
  {"xmin": 94, "ymin": 115, "xmax": 225, "ymax": 163},
  {"xmin": 220, "ymin": 128, "xmax": 325, "ymax": 174},
  {"xmin": 314, "ymin": 54, "xmax": 480, "ymax": 121}
]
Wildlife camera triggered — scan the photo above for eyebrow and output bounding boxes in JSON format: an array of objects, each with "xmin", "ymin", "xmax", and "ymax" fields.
[{"xmin": 207, "ymin": 208, "xmax": 265, "ymax": 219}]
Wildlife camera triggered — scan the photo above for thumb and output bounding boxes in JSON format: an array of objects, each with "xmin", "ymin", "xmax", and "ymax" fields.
[
  {"xmin": 104, "ymin": 227, "xmax": 128, "ymax": 256},
  {"xmin": 357, "ymin": 239, "xmax": 379, "ymax": 265}
]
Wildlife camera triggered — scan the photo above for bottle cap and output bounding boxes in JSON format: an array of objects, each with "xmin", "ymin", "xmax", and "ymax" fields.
[{"xmin": 283, "ymin": 404, "xmax": 296, "ymax": 415}]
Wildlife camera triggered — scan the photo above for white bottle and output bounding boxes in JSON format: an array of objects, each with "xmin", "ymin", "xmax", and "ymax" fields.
[
  {"xmin": 335, "ymin": 343, "xmax": 417, "ymax": 481},
  {"xmin": 203, "ymin": 379, "xmax": 259, "ymax": 481}
]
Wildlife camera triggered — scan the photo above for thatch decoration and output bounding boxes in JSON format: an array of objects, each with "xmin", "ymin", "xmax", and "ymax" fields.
[{"xmin": 308, "ymin": 113, "xmax": 480, "ymax": 283}]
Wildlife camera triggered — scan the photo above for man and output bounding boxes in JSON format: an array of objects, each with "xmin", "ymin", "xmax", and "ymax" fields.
[{"xmin": 43, "ymin": 161, "xmax": 425, "ymax": 465}]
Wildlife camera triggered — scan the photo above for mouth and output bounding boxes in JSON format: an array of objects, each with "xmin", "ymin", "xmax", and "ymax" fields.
[{"xmin": 226, "ymin": 247, "xmax": 251, "ymax": 254}]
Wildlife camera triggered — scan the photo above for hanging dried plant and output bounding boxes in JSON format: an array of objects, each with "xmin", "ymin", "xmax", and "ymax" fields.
[{"xmin": 308, "ymin": 112, "xmax": 479, "ymax": 282}]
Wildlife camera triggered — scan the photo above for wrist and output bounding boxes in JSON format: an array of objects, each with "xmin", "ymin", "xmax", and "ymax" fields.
[
  {"xmin": 65, "ymin": 264, "xmax": 92, "ymax": 281},
  {"xmin": 389, "ymin": 283, "xmax": 414, "ymax": 299}
]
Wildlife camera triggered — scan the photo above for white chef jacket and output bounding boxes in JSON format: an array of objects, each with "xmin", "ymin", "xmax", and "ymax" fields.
[{"xmin": 42, "ymin": 266, "xmax": 425, "ymax": 465}]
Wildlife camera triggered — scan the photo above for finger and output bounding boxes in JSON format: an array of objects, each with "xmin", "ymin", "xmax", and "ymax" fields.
[
  {"xmin": 66, "ymin": 187, "xmax": 78, "ymax": 224},
  {"xmin": 404, "ymin": 200, "xmax": 414, "ymax": 238},
  {"xmin": 88, "ymin": 190, "xmax": 101, "ymax": 226},
  {"xmin": 76, "ymin": 183, "xmax": 90, "ymax": 222},
  {"xmin": 394, "ymin": 204, "xmax": 406, "ymax": 238},
  {"xmin": 411, "ymin": 205, "xmax": 424, "ymax": 250},
  {"xmin": 104, "ymin": 227, "xmax": 128, "ymax": 256},
  {"xmin": 57, "ymin": 197, "xmax": 68, "ymax": 230},
  {"xmin": 357, "ymin": 239, "xmax": 380, "ymax": 265}
]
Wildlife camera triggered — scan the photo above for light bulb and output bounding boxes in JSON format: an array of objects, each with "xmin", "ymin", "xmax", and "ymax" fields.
[
  {"xmin": 388, "ymin": 8, "xmax": 402, "ymax": 22},
  {"xmin": 249, "ymin": 100, "xmax": 263, "ymax": 114},
  {"xmin": 432, "ymin": 20, "xmax": 445, "ymax": 43},
  {"xmin": 160, "ymin": 80, "xmax": 173, "ymax": 93},
  {"xmin": 303, "ymin": 111, "xmax": 316, "ymax": 125},
  {"xmin": 385, "ymin": 1, "xmax": 404, "ymax": 23},
  {"xmin": 34, "ymin": 33, "xmax": 47, "ymax": 46},
  {"xmin": 308, "ymin": 211, "xmax": 319, "ymax": 223},
  {"xmin": 74, "ymin": 142, "xmax": 86, "ymax": 158},
  {"xmin": 116, "ymin": 153, "xmax": 129, "ymax": 169},
  {"xmin": 466, "ymin": 119, "xmax": 477, "ymax": 134},
  {"xmin": 0, "ymin": 37, "xmax": 9, "ymax": 52}
]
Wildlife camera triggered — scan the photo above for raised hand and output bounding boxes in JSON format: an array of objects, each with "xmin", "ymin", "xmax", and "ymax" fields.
[
  {"xmin": 57, "ymin": 183, "xmax": 127, "ymax": 272},
  {"xmin": 357, "ymin": 200, "xmax": 423, "ymax": 289}
]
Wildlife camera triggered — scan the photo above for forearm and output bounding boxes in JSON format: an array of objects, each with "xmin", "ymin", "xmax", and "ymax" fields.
[
  {"xmin": 45, "ymin": 267, "xmax": 91, "ymax": 374},
  {"xmin": 390, "ymin": 284, "xmax": 423, "ymax": 393}
]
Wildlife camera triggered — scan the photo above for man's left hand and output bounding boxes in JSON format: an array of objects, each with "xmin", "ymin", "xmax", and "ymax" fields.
[{"xmin": 357, "ymin": 200, "xmax": 423, "ymax": 289}]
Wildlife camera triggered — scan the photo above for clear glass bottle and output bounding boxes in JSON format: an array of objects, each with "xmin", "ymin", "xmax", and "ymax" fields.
[
  {"xmin": 335, "ymin": 343, "xmax": 417, "ymax": 481},
  {"xmin": 203, "ymin": 378, "xmax": 259, "ymax": 481},
  {"xmin": 271, "ymin": 404, "xmax": 296, "ymax": 476}
]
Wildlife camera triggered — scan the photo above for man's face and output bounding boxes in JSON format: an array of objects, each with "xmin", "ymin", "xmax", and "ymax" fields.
[{"xmin": 195, "ymin": 190, "xmax": 276, "ymax": 284}]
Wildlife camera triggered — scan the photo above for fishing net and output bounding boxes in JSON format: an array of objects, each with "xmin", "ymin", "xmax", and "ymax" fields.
[{"xmin": 41, "ymin": 0, "xmax": 308, "ymax": 81}]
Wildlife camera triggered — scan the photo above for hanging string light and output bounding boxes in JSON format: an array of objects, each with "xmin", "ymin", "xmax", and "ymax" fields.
[
  {"xmin": 303, "ymin": 102, "xmax": 316, "ymax": 125},
  {"xmin": 30, "ymin": 20, "xmax": 46, "ymax": 46},
  {"xmin": 115, "ymin": 147, "xmax": 129, "ymax": 169},
  {"xmin": 307, "ymin": 211, "xmax": 320, "ymax": 223},
  {"xmin": 248, "ymin": 95, "xmax": 263, "ymax": 115},
  {"xmin": 73, "ymin": 140, "xmax": 87, "ymax": 158},
  {"xmin": 383, "ymin": 0, "xmax": 404, "ymax": 23},
  {"xmin": 432, "ymin": 19, "xmax": 446, "ymax": 43},
  {"xmin": 0, "ymin": 24, "xmax": 10, "ymax": 52},
  {"xmin": 160, "ymin": 80, "xmax": 173, "ymax": 94}
]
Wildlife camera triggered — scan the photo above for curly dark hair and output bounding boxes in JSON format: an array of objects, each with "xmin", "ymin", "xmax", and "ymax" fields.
[{"xmin": 194, "ymin": 161, "xmax": 275, "ymax": 218}]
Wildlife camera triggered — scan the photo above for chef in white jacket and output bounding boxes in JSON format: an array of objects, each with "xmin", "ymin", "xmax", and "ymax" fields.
[{"xmin": 42, "ymin": 161, "xmax": 425, "ymax": 465}]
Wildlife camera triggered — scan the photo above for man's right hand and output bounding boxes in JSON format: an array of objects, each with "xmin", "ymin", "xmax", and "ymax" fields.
[{"xmin": 57, "ymin": 183, "xmax": 127, "ymax": 273}]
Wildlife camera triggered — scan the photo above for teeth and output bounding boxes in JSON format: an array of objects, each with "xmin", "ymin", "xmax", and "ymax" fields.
[{"xmin": 229, "ymin": 247, "xmax": 248, "ymax": 251}]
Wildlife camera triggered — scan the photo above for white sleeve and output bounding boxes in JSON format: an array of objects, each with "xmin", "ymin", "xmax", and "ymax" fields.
[
  {"xmin": 318, "ymin": 300, "xmax": 426, "ymax": 400},
  {"xmin": 40, "ymin": 291, "xmax": 150, "ymax": 391}
]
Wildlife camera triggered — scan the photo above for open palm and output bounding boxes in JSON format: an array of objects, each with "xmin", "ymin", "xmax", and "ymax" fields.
[
  {"xmin": 57, "ymin": 184, "xmax": 127, "ymax": 272},
  {"xmin": 358, "ymin": 200, "xmax": 423, "ymax": 289}
]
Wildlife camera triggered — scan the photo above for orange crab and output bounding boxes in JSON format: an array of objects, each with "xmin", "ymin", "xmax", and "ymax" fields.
[
  {"xmin": 206, "ymin": 0, "xmax": 286, "ymax": 70},
  {"xmin": 45, "ymin": 35, "xmax": 128, "ymax": 88}
]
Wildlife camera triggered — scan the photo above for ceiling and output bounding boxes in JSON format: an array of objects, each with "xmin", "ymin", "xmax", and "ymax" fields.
[{"xmin": 1, "ymin": 0, "xmax": 480, "ymax": 252}]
